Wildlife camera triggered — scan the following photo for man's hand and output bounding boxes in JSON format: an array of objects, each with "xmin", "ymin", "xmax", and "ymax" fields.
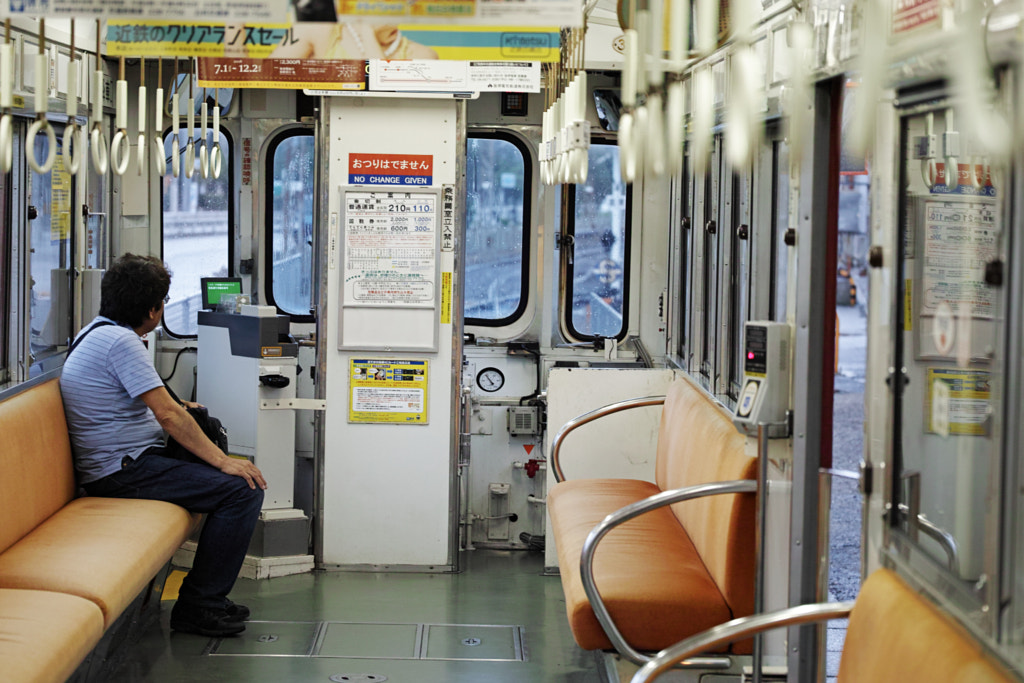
[{"xmin": 219, "ymin": 457, "xmax": 268, "ymax": 491}]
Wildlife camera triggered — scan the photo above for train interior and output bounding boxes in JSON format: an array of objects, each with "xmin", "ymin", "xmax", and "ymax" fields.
[{"xmin": 2, "ymin": 0, "xmax": 1024, "ymax": 682}]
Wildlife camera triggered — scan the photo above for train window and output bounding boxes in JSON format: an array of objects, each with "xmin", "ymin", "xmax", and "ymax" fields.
[
  {"xmin": 891, "ymin": 106, "xmax": 1007, "ymax": 623},
  {"xmin": 161, "ymin": 128, "xmax": 232, "ymax": 337},
  {"xmin": 266, "ymin": 130, "xmax": 314, "ymax": 320},
  {"xmin": 564, "ymin": 143, "xmax": 630, "ymax": 340},
  {"xmin": 29, "ymin": 130, "xmax": 74, "ymax": 376},
  {"xmin": 464, "ymin": 133, "xmax": 529, "ymax": 325},
  {"xmin": 700, "ymin": 137, "xmax": 723, "ymax": 381}
]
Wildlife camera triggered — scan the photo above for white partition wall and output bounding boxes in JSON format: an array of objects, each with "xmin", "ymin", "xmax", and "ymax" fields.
[{"xmin": 320, "ymin": 96, "xmax": 461, "ymax": 569}]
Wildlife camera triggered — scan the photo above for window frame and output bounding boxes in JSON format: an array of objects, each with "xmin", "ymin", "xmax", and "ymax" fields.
[
  {"xmin": 0, "ymin": 165, "xmax": 10, "ymax": 385},
  {"xmin": 264, "ymin": 127, "xmax": 315, "ymax": 324},
  {"xmin": 562, "ymin": 140, "xmax": 632, "ymax": 343},
  {"xmin": 159, "ymin": 125, "xmax": 235, "ymax": 339},
  {"xmin": 463, "ymin": 129, "xmax": 532, "ymax": 328}
]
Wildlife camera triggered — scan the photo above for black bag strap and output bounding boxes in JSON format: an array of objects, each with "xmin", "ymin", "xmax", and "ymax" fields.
[{"xmin": 67, "ymin": 320, "xmax": 116, "ymax": 358}]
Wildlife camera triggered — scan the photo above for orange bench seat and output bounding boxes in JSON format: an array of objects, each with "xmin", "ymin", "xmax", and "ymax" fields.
[{"xmin": 548, "ymin": 375, "xmax": 757, "ymax": 655}]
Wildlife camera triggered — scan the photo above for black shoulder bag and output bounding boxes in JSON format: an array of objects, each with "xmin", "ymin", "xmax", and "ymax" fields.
[{"xmin": 68, "ymin": 321, "xmax": 229, "ymax": 464}]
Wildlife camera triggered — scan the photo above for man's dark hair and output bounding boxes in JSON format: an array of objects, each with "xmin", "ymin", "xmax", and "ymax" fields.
[{"xmin": 99, "ymin": 254, "xmax": 171, "ymax": 328}]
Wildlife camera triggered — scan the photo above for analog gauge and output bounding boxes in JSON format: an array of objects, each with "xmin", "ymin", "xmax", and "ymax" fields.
[{"xmin": 476, "ymin": 367, "xmax": 505, "ymax": 393}]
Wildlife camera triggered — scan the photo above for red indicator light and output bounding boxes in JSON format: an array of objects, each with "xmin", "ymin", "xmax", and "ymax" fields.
[{"xmin": 747, "ymin": 352, "xmax": 755, "ymax": 360}]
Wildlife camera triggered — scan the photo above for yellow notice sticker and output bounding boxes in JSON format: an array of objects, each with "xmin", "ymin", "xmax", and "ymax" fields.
[
  {"xmin": 904, "ymin": 279, "xmax": 913, "ymax": 332},
  {"xmin": 441, "ymin": 272, "xmax": 452, "ymax": 325}
]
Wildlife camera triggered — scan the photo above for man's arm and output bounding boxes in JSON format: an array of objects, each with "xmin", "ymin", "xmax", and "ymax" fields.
[{"xmin": 141, "ymin": 386, "xmax": 267, "ymax": 490}]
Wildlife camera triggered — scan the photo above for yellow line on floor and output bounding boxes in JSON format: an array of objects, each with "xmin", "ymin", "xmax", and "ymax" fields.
[{"xmin": 162, "ymin": 569, "xmax": 187, "ymax": 601}]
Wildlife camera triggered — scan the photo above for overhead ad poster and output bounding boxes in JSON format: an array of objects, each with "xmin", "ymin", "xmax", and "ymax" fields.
[
  {"xmin": 0, "ymin": 0, "xmax": 287, "ymax": 20},
  {"xmin": 349, "ymin": 359, "xmax": 429, "ymax": 424}
]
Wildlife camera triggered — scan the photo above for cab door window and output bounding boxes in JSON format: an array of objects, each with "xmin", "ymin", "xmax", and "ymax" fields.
[
  {"xmin": 564, "ymin": 142, "xmax": 630, "ymax": 340},
  {"xmin": 266, "ymin": 130, "xmax": 315, "ymax": 320},
  {"xmin": 161, "ymin": 128, "xmax": 232, "ymax": 336}
]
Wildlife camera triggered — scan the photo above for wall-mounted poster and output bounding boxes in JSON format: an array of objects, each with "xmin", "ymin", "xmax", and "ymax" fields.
[{"xmin": 349, "ymin": 358, "xmax": 429, "ymax": 424}]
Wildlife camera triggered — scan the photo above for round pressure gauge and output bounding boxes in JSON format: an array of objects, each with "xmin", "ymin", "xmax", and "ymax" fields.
[{"xmin": 476, "ymin": 367, "xmax": 505, "ymax": 393}]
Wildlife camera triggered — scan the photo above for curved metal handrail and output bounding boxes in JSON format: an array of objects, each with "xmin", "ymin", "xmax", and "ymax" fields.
[
  {"xmin": 631, "ymin": 601, "xmax": 855, "ymax": 683},
  {"xmin": 898, "ymin": 503, "xmax": 960, "ymax": 574},
  {"xmin": 580, "ymin": 479, "xmax": 759, "ymax": 665},
  {"xmin": 550, "ymin": 395, "xmax": 666, "ymax": 482}
]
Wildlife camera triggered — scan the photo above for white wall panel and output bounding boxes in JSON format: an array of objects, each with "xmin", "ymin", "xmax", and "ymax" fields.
[{"xmin": 321, "ymin": 96, "xmax": 458, "ymax": 568}]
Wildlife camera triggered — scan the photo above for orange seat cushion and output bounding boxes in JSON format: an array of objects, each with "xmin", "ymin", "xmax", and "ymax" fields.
[
  {"xmin": 549, "ymin": 478, "xmax": 736, "ymax": 652},
  {"xmin": 0, "ymin": 379, "xmax": 76, "ymax": 555},
  {"xmin": 840, "ymin": 569, "xmax": 1016, "ymax": 683},
  {"xmin": 0, "ymin": 588, "xmax": 105, "ymax": 683},
  {"xmin": 0, "ymin": 497, "xmax": 196, "ymax": 628}
]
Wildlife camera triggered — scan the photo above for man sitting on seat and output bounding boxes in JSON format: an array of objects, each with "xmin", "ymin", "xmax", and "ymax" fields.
[{"xmin": 61, "ymin": 253, "xmax": 267, "ymax": 637}]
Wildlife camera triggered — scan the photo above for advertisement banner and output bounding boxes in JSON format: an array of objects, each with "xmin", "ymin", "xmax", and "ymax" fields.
[
  {"xmin": 198, "ymin": 57, "xmax": 366, "ymax": 89},
  {"xmin": 1, "ymin": 0, "xmax": 287, "ymax": 21},
  {"xmin": 335, "ymin": 0, "xmax": 580, "ymax": 27},
  {"xmin": 108, "ymin": 20, "xmax": 560, "ymax": 62}
]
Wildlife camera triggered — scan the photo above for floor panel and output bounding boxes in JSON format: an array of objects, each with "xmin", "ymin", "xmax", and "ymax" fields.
[{"xmin": 107, "ymin": 549, "xmax": 601, "ymax": 682}]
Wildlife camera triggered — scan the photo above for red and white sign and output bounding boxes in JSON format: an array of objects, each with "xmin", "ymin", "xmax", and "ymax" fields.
[
  {"xmin": 349, "ymin": 154, "xmax": 434, "ymax": 186},
  {"xmin": 892, "ymin": 0, "xmax": 942, "ymax": 35}
]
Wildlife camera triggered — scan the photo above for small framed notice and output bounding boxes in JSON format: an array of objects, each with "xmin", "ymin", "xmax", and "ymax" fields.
[{"xmin": 349, "ymin": 359, "xmax": 429, "ymax": 424}]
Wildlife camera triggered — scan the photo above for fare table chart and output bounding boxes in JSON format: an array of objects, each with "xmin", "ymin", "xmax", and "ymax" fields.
[{"xmin": 338, "ymin": 189, "xmax": 441, "ymax": 352}]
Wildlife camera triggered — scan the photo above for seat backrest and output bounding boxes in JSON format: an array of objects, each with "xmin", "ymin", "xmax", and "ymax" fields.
[
  {"xmin": 0, "ymin": 379, "xmax": 77, "ymax": 554},
  {"xmin": 840, "ymin": 569, "xmax": 1015, "ymax": 683},
  {"xmin": 655, "ymin": 376, "xmax": 757, "ymax": 619}
]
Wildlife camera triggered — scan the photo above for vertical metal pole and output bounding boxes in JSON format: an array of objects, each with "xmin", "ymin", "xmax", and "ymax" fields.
[
  {"xmin": 753, "ymin": 423, "xmax": 770, "ymax": 683},
  {"xmin": 789, "ymin": 76, "xmax": 841, "ymax": 681}
]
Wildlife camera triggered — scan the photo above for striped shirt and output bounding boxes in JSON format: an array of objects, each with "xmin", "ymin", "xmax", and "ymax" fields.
[{"xmin": 60, "ymin": 316, "xmax": 165, "ymax": 484}]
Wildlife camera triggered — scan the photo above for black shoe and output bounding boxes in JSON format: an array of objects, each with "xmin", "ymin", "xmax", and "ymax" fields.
[
  {"xmin": 171, "ymin": 602, "xmax": 246, "ymax": 637},
  {"xmin": 224, "ymin": 599, "xmax": 250, "ymax": 622}
]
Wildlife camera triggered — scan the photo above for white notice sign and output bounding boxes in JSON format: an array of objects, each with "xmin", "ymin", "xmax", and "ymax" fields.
[
  {"xmin": 370, "ymin": 60, "xmax": 541, "ymax": 93},
  {"xmin": 343, "ymin": 190, "xmax": 437, "ymax": 308}
]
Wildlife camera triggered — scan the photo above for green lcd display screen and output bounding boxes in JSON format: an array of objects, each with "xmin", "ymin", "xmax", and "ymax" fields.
[{"xmin": 201, "ymin": 277, "xmax": 243, "ymax": 309}]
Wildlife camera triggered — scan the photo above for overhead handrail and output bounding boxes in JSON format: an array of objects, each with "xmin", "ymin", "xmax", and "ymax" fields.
[
  {"xmin": 664, "ymin": 0, "xmax": 689, "ymax": 173},
  {"xmin": 920, "ymin": 112, "xmax": 939, "ymax": 189},
  {"xmin": 209, "ymin": 85, "xmax": 222, "ymax": 178},
  {"xmin": 89, "ymin": 20, "xmax": 108, "ymax": 175},
  {"xmin": 152, "ymin": 58, "xmax": 165, "ymax": 176},
  {"xmin": 550, "ymin": 395, "xmax": 665, "ymax": 482},
  {"xmin": 943, "ymin": 108, "xmax": 959, "ymax": 191},
  {"xmin": 26, "ymin": 20, "xmax": 56, "ymax": 175},
  {"xmin": 185, "ymin": 58, "xmax": 195, "ymax": 178},
  {"xmin": 618, "ymin": 28, "xmax": 638, "ymax": 183},
  {"xmin": 109, "ymin": 56, "xmax": 131, "ymax": 176},
  {"xmin": 630, "ymin": 601, "xmax": 855, "ymax": 682},
  {"xmin": 136, "ymin": 56, "xmax": 146, "ymax": 176},
  {"xmin": 198, "ymin": 94, "xmax": 209, "ymax": 178},
  {"xmin": 170, "ymin": 59, "xmax": 180, "ymax": 177},
  {"xmin": 61, "ymin": 20, "xmax": 83, "ymax": 175},
  {"xmin": 0, "ymin": 20, "xmax": 15, "ymax": 174},
  {"xmin": 580, "ymin": 480, "xmax": 759, "ymax": 665}
]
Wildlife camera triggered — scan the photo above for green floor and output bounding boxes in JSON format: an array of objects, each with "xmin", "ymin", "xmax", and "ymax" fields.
[{"xmin": 109, "ymin": 549, "xmax": 603, "ymax": 682}]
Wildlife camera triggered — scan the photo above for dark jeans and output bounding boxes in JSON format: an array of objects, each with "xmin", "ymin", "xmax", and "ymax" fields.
[{"xmin": 84, "ymin": 449, "xmax": 264, "ymax": 610}]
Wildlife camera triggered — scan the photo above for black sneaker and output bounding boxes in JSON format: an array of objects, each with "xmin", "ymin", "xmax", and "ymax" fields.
[
  {"xmin": 224, "ymin": 599, "xmax": 250, "ymax": 622},
  {"xmin": 170, "ymin": 602, "xmax": 246, "ymax": 637}
]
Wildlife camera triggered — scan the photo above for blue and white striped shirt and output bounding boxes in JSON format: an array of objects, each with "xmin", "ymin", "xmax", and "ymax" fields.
[{"xmin": 60, "ymin": 316, "xmax": 165, "ymax": 484}]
